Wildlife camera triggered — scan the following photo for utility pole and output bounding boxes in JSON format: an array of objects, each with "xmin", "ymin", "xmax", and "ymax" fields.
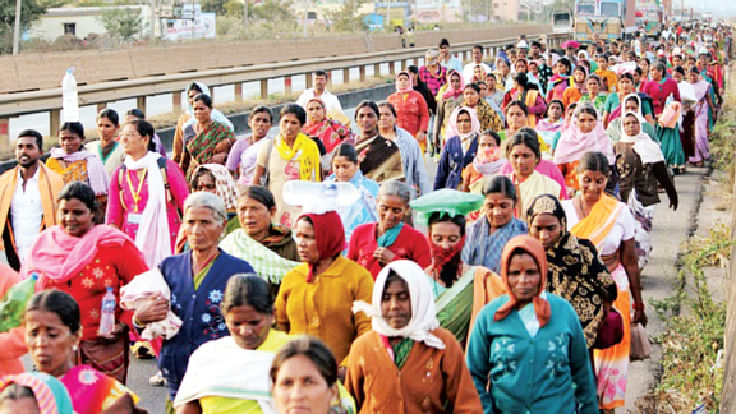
[
  {"xmin": 13, "ymin": 0, "xmax": 21, "ymax": 54},
  {"xmin": 302, "ymin": 0, "xmax": 308, "ymax": 37},
  {"xmin": 243, "ymin": 0, "xmax": 248, "ymax": 28}
]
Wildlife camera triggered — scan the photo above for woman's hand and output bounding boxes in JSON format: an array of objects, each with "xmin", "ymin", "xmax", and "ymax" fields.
[
  {"xmin": 633, "ymin": 309, "xmax": 648, "ymax": 327},
  {"xmin": 373, "ymin": 247, "xmax": 397, "ymax": 266},
  {"xmin": 134, "ymin": 294, "xmax": 169, "ymax": 325}
]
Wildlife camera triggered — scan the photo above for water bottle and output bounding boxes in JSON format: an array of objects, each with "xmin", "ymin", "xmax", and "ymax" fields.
[
  {"xmin": 62, "ymin": 67, "xmax": 79, "ymax": 123},
  {"xmin": 282, "ymin": 180, "xmax": 360, "ymax": 213},
  {"xmin": 98, "ymin": 287, "xmax": 116, "ymax": 337},
  {"xmin": 0, "ymin": 274, "xmax": 38, "ymax": 333}
]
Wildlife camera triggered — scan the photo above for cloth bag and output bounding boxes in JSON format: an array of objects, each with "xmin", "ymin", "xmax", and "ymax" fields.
[
  {"xmin": 630, "ymin": 322, "xmax": 651, "ymax": 360},
  {"xmin": 593, "ymin": 307, "xmax": 624, "ymax": 349}
]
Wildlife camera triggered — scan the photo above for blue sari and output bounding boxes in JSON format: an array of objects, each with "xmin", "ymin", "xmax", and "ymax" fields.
[
  {"xmin": 461, "ymin": 217, "xmax": 528, "ymax": 273},
  {"xmin": 327, "ymin": 171, "xmax": 379, "ymax": 253}
]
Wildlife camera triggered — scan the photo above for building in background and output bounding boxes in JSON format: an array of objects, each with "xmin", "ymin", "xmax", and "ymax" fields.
[{"xmin": 29, "ymin": 5, "xmax": 152, "ymax": 41}]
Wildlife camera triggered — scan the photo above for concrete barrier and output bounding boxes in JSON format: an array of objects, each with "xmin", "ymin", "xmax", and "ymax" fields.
[{"xmin": 721, "ymin": 156, "xmax": 736, "ymax": 412}]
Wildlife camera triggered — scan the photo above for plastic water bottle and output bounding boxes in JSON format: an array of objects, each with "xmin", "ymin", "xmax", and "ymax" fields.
[
  {"xmin": 62, "ymin": 67, "xmax": 79, "ymax": 123},
  {"xmin": 98, "ymin": 287, "xmax": 116, "ymax": 337},
  {"xmin": 282, "ymin": 180, "xmax": 360, "ymax": 213},
  {"xmin": 0, "ymin": 273, "xmax": 37, "ymax": 333}
]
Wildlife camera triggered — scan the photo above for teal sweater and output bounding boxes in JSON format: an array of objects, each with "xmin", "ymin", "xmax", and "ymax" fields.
[{"xmin": 466, "ymin": 293, "xmax": 597, "ymax": 414}]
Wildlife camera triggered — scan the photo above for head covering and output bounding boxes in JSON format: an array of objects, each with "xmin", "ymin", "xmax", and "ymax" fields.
[
  {"xmin": 304, "ymin": 97, "xmax": 327, "ymax": 123},
  {"xmin": 620, "ymin": 111, "xmax": 665, "ymax": 163},
  {"xmin": 446, "ymin": 106, "xmax": 480, "ymax": 139},
  {"xmin": 395, "ymin": 71, "xmax": 414, "ymax": 93},
  {"xmin": 353, "ymin": 260, "xmax": 445, "ymax": 349},
  {"xmin": 192, "ymin": 164, "xmax": 238, "ymax": 211},
  {"xmin": 554, "ymin": 101, "xmax": 614, "ymax": 164},
  {"xmin": 0, "ymin": 372, "xmax": 74, "ymax": 414},
  {"xmin": 296, "ymin": 211, "xmax": 345, "ymax": 282},
  {"xmin": 492, "ymin": 235, "xmax": 550, "ymax": 327},
  {"xmin": 517, "ymin": 39, "xmax": 529, "ymax": 50},
  {"xmin": 442, "ymin": 70, "xmax": 464, "ymax": 100}
]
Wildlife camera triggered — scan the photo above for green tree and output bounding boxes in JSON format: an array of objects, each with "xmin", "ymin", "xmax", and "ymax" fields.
[
  {"xmin": 0, "ymin": 0, "xmax": 60, "ymax": 54},
  {"xmin": 98, "ymin": 7, "xmax": 143, "ymax": 41},
  {"xmin": 325, "ymin": 0, "xmax": 365, "ymax": 32}
]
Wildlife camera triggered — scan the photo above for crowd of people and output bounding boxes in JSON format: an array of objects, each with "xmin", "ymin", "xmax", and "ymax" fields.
[{"xmin": 0, "ymin": 20, "xmax": 732, "ymax": 414}]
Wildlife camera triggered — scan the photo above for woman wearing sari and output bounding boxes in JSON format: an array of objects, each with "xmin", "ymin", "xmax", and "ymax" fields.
[
  {"xmin": 409, "ymin": 189, "xmax": 504, "ymax": 345},
  {"xmin": 686, "ymin": 66, "xmax": 715, "ymax": 166},
  {"xmin": 554, "ymin": 101, "xmax": 614, "ymax": 195},
  {"xmin": 325, "ymin": 144, "xmax": 378, "ymax": 249},
  {"xmin": 501, "ymin": 72, "xmax": 546, "ymax": 127},
  {"xmin": 347, "ymin": 260, "xmax": 483, "ymax": 413},
  {"xmin": 561, "ymin": 65, "xmax": 587, "ymax": 108},
  {"xmin": 275, "ymin": 210, "xmax": 374, "ymax": 365},
  {"xmin": 253, "ymin": 104, "xmax": 321, "ymax": 228},
  {"xmin": 303, "ymin": 98, "xmax": 354, "ymax": 156},
  {"xmin": 433, "ymin": 70, "xmax": 464, "ymax": 151},
  {"xmin": 174, "ymin": 274, "xmax": 291, "ymax": 414},
  {"xmin": 434, "ymin": 107, "xmax": 479, "ymax": 190},
  {"xmin": 386, "ymin": 71, "xmax": 430, "ymax": 152},
  {"xmin": 220, "ymin": 185, "xmax": 299, "ymax": 288},
  {"xmin": 641, "ymin": 63, "xmax": 684, "ymax": 168},
  {"xmin": 47, "ymin": 122, "xmax": 109, "ymax": 221},
  {"xmin": 0, "ymin": 372, "xmax": 74, "ymax": 414},
  {"xmin": 606, "ymin": 94, "xmax": 659, "ymax": 145},
  {"xmin": 602, "ymin": 73, "xmax": 656, "ymax": 129},
  {"xmin": 561, "ymin": 152, "xmax": 648, "ymax": 411},
  {"xmin": 526, "ymin": 194, "xmax": 617, "ymax": 349},
  {"xmin": 462, "ymin": 175, "xmax": 528, "ymax": 271},
  {"xmin": 506, "ymin": 129, "xmax": 563, "ymax": 218},
  {"xmin": 107, "ymin": 119, "xmax": 189, "ymax": 266},
  {"xmin": 546, "ymin": 57, "xmax": 572, "ymax": 102},
  {"xmin": 615, "ymin": 112, "xmax": 678, "ymax": 269},
  {"xmin": 24, "ymin": 183, "xmax": 148, "ymax": 384},
  {"xmin": 348, "ymin": 180, "xmax": 431, "ymax": 279},
  {"xmin": 537, "ymin": 99, "xmax": 565, "ymax": 151},
  {"xmin": 24, "ymin": 290, "xmax": 143, "ymax": 413},
  {"xmin": 462, "ymin": 83, "xmax": 503, "ymax": 134},
  {"xmin": 189, "ymin": 164, "xmax": 238, "ymax": 231},
  {"xmin": 180, "ymin": 94, "xmax": 236, "ymax": 180}
]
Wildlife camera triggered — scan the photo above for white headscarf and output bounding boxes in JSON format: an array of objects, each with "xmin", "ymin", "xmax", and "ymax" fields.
[
  {"xmin": 353, "ymin": 260, "xmax": 445, "ymax": 350},
  {"xmin": 620, "ymin": 111, "xmax": 664, "ymax": 163},
  {"xmin": 123, "ymin": 152, "xmax": 172, "ymax": 267}
]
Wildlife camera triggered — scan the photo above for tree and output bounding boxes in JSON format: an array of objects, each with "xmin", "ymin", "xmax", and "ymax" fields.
[
  {"xmin": 0, "ymin": 0, "xmax": 59, "ymax": 54},
  {"xmin": 98, "ymin": 7, "xmax": 143, "ymax": 41},
  {"xmin": 325, "ymin": 0, "xmax": 366, "ymax": 32}
]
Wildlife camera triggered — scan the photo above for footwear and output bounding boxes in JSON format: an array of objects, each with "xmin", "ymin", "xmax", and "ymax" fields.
[
  {"xmin": 149, "ymin": 370, "xmax": 166, "ymax": 387},
  {"xmin": 131, "ymin": 341, "xmax": 155, "ymax": 360}
]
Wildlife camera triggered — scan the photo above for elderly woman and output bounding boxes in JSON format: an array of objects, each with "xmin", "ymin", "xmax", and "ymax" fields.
[
  {"xmin": 377, "ymin": 102, "xmax": 431, "ymax": 197},
  {"xmin": 463, "ymin": 176, "xmax": 528, "ymax": 273},
  {"xmin": 46, "ymin": 122, "xmax": 109, "ymax": 220},
  {"xmin": 107, "ymin": 119, "xmax": 189, "ymax": 267},
  {"xmin": 434, "ymin": 107, "xmax": 479, "ymax": 190},
  {"xmin": 410, "ymin": 189, "xmax": 504, "ymax": 344},
  {"xmin": 174, "ymin": 274, "xmax": 291, "ymax": 413},
  {"xmin": 0, "ymin": 372, "xmax": 74, "ymax": 414},
  {"xmin": 347, "ymin": 260, "xmax": 483, "ymax": 413},
  {"xmin": 220, "ymin": 186, "xmax": 300, "ymax": 286},
  {"xmin": 23, "ymin": 182, "xmax": 148, "ymax": 384},
  {"xmin": 302, "ymin": 98, "xmax": 354, "ymax": 156},
  {"xmin": 275, "ymin": 210, "xmax": 373, "ymax": 365},
  {"xmin": 526, "ymin": 194, "xmax": 617, "ymax": 350},
  {"xmin": 23, "ymin": 289, "xmax": 142, "ymax": 413},
  {"xmin": 387, "ymin": 71, "xmax": 431, "ymax": 152},
  {"xmin": 133, "ymin": 192, "xmax": 254, "ymax": 407},
  {"xmin": 180, "ymin": 94, "xmax": 236, "ymax": 180},
  {"xmin": 506, "ymin": 129, "xmax": 563, "ymax": 217},
  {"xmin": 466, "ymin": 235, "xmax": 598, "ymax": 413},
  {"xmin": 562, "ymin": 152, "xmax": 648, "ymax": 411},
  {"xmin": 348, "ymin": 180, "xmax": 431, "ymax": 279}
]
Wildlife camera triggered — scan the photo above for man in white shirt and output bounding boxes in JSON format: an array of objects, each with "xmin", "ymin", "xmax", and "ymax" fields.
[
  {"xmin": 296, "ymin": 70, "xmax": 343, "ymax": 114},
  {"xmin": 463, "ymin": 45, "xmax": 492, "ymax": 83},
  {"xmin": 0, "ymin": 130, "xmax": 64, "ymax": 270}
]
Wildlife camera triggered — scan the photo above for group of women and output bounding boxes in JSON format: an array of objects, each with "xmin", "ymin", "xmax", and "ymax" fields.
[{"xmin": 0, "ymin": 33, "xmax": 729, "ymax": 414}]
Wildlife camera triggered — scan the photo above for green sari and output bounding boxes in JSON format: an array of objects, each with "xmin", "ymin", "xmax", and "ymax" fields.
[{"xmin": 432, "ymin": 266, "xmax": 477, "ymax": 345}]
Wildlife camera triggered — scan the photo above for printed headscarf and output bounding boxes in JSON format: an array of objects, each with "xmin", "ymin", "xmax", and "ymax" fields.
[
  {"xmin": 353, "ymin": 260, "xmax": 445, "ymax": 349},
  {"xmin": 493, "ymin": 234, "xmax": 550, "ymax": 328}
]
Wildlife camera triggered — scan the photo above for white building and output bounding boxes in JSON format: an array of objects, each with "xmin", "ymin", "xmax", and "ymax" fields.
[{"xmin": 29, "ymin": 5, "xmax": 152, "ymax": 41}]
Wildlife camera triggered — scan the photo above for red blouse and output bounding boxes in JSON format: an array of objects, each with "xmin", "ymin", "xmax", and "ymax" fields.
[
  {"xmin": 641, "ymin": 78, "xmax": 680, "ymax": 116},
  {"xmin": 387, "ymin": 91, "xmax": 430, "ymax": 137},
  {"xmin": 347, "ymin": 222, "xmax": 432, "ymax": 279}
]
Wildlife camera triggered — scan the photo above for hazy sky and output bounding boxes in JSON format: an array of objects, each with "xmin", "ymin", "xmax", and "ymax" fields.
[{"xmin": 681, "ymin": 0, "xmax": 736, "ymax": 16}]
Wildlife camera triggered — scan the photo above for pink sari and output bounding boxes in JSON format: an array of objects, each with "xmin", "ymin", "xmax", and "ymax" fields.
[{"xmin": 60, "ymin": 365, "xmax": 117, "ymax": 414}]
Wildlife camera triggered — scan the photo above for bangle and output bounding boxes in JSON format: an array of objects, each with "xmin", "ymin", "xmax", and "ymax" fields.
[{"xmin": 633, "ymin": 302, "xmax": 645, "ymax": 311}]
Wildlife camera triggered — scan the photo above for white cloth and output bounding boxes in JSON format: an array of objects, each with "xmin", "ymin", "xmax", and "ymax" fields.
[
  {"xmin": 295, "ymin": 89, "xmax": 343, "ymax": 113},
  {"xmin": 10, "ymin": 168, "xmax": 42, "ymax": 265},
  {"xmin": 463, "ymin": 62, "xmax": 491, "ymax": 84},
  {"xmin": 173, "ymin": 336, "xmax": 277, "ymax": 413},
  {"xmin": 120, "ymin": 269, "xmax": 182, "ymax": 340},
  {"xmin": 561, "ymin": 199, "xmax": 635, "ymax": 256},
  {"xmin": 123, "ymin": 152, "xmax": 171, "ymax": 267},
  {"xmin": 620, "ymin": 111, "xmax": 665, "ymax": 163},
  {"xmin": 353, "ymin": 260, "xmax": 446, "ymax": 350}
]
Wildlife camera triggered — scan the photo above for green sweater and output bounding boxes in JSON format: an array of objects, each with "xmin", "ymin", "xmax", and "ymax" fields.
[{"xmin": 466, "ymin": 293, "xmax": 597, "ymax": 414}]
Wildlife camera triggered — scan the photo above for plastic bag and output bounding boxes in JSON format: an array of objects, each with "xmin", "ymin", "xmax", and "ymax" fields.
[
  {"xmin": 120, "ymin": 269, "xmax": 182, "ymax": 340},
  {"xmin": 658, "ymin": 101, "xmax": 682, "ymax": 129},
  {"xmin": 630, "ymin": 322, "xmax": 651, "ymax": 361}
]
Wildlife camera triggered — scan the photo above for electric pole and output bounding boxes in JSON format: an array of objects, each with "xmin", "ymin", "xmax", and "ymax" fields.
[{"xmin": 13, "ymin": 0, "xmax": 21, "ymax": 54}]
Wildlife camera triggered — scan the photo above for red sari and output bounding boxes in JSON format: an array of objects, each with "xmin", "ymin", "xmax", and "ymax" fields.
[{"xmin": 302, "ymin": 118, "xmax": 353, "ymax": 154}]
